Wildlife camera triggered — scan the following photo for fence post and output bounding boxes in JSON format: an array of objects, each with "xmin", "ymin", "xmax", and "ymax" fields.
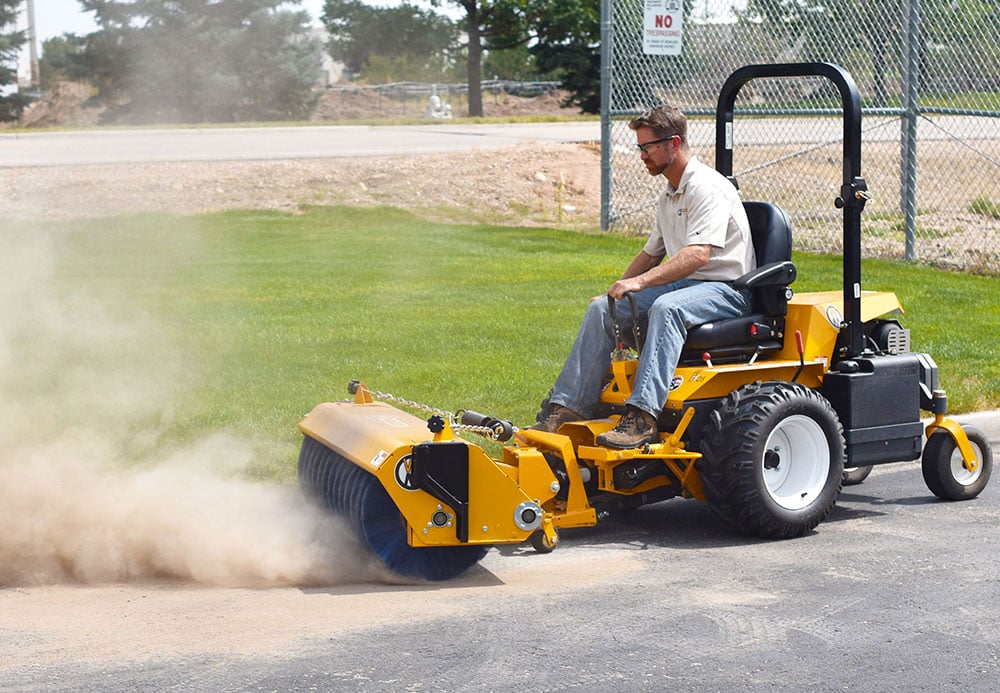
[
  {"xmin": 600, "ymin": 0, "xmax": 613, "ymax": 231},
  {"xmin": 901, "ymin": 0, "xmax": 921, "ymax": 261}
]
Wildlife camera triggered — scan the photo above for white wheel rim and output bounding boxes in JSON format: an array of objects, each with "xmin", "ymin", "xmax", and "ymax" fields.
[
  {"xmin": 949, "ymin": 441, "xmax": 983, "ymax": 486},
  {"xmin": 762, "ymin": 414, "xmax": 831, "ymax": 511}
]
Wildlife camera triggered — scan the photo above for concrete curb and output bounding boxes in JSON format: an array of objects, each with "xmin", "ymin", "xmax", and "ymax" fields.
[{"xmin": 950, "ymin": 409, "xmax": 1000, "ymax": 446}]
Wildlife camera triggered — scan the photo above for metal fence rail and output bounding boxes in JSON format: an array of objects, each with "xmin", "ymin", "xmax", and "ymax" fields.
[
  {"xmin": 326, "ymin": 80, "xmax": 562, "ymax": 98},
  {"xmin": 600, "ymin": 0, "xmax": 1000, "ymax": 275}
]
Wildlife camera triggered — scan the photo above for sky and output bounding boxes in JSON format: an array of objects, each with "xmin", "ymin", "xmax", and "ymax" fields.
[
  {"xmin": 26, "ymin": 0, "xmax": 742, "ymax": 48},
  {"xmin": 30, "ymin": 0, "xmax": 331, "ymax": 43}
]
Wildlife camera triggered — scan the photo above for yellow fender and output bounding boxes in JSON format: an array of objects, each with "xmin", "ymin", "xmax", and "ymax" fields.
[{"xmin": 925, "ymin": 414, "xmax": 980, "ymax": 473}]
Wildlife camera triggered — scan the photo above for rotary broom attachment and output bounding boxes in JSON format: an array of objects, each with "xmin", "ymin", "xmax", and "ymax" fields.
[
  {"xmin": 297, "ymin": 381, "xmax": 559, "ymax": 582},
  {"xmin": 298, "ymin": 435, "xmax": 489, "ymax": 581}
]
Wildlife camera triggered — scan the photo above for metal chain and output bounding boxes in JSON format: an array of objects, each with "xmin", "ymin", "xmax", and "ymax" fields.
[
  {"xmin": 352, "ymin": 385, "xmax": 515, "ymax": 441},
  {"xmin": 456, "ymin": 424, "xmax": 510, "ymax": 440},
  {"xmin": 360, "ymin": 386, "xmax": 452, "ymax": 418}
]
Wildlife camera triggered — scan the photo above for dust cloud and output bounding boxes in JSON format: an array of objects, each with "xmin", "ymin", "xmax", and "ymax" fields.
[{"xmin": 0, "ymin": 225, "xmax": 383, "ymax": 587}]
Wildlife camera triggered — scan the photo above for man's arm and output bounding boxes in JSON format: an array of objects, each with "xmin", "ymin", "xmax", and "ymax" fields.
[
  {"xmin": 608, "ymin": 244, "xmax": 711, "ymax": 299},
  {"xmin": 590, "ymin": 249, "xmax": 663, "ymax": 303}
]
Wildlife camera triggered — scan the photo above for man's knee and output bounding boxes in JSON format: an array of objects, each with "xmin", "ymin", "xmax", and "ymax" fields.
[{"xmin": 646, "ymin": 298, "xmax": 685, "ymax": 330}]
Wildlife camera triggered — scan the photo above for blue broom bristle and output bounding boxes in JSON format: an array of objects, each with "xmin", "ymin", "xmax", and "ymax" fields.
[{"xmin": 298, "ymin": 436, "xmax": 487, "ymax": 581}]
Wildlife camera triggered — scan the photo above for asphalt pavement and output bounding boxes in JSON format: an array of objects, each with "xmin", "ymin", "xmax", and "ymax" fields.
[
  {"xmin": 0, "ymin": 121, "xmax": 601, "ymax": 167},
  {"xmin": 4, "ymin": 409, "xmax": 998, "ymax": 692}
]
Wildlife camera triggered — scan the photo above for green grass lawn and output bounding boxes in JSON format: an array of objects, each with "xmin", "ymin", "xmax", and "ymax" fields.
[{"xmin": 14, "ymin": 205, "xmax": 999, "ymax": 481}]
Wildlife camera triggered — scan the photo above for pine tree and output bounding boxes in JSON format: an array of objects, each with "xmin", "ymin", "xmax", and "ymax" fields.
[
  {"xmin": 80, "ymin": 0, "xmax": 323, "ymax": 123},
  {"xmin": 0, "ymin": 0, "xmax": 29, "ymax": 121}
]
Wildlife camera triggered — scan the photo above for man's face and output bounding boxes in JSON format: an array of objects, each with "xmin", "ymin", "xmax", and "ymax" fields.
[{"xmin": 635, "ymin": 126, "xmax": 676, "ymax": 177}]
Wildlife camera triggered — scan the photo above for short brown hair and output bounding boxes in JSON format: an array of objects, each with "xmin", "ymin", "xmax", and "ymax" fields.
[{"xmin": 628, "ymin": 105, "xmax": 687, "ymax": 145}]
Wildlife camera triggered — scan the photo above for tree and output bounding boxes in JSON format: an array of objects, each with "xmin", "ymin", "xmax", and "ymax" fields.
[
  {"xmin": 322, "ymin": 0, "xmax": 459, "ymax": 81},
  {"xmin": 38, "ymin": 35, "xmax": 91, "ymax": 89},
  {"xmin": 78, "ymin": 0, "xmax": 323, "ymax": 123},
  {"xmin": 922, "ymin": 0, "xmax": 1000, "ymax": 92},
  {"xmin": 433, "ymin": 0, "xmax": 535, "ymax": 116},
  {"xmin": 745, "ymin": 0, "xmax": 890, "ymax": 104},
  {"xmin": 744, "ymin": 0, "xmax": 1000, "ymax": 105},
  {"xmin": 323, "ymin": 0, "xmax": 601, "ymax": 115},
  {"xmin": 0, "ymin": 0, "xmax": 29, "ymax": 120},
  {"xmin": 482, "ymin": 45, "xmax": 537, "ymax": 81},
  {"xmin": 524, "ymin": 0, "xmax": 600, "ymax": 113}
]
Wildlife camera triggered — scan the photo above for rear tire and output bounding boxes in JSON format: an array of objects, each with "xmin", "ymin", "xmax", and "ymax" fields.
[
  {"xmin": 699, "ymin": 381, "xmax": 845, "ymax": 539},
  {"xmin": 921, "ymin": 425, "xmax": 992, "ymax": 501},
  {"xmin": 298, "ymin": 436, "xmax": 487, "ymax": 581}
]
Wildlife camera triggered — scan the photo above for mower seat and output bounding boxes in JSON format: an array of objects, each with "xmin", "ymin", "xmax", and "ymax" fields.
[{"xmin": 679, "ymin": 201, "xmax": 796, "ymax": 364}]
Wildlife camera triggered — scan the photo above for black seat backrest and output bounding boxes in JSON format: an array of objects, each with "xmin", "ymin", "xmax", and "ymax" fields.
[
  {"xmin": 678, "ymin": 201, "xmax": 794, "ymax": 366},
  {"xmin": 744, "ymin": 201, "xmax": 792, "ymax": 267}
]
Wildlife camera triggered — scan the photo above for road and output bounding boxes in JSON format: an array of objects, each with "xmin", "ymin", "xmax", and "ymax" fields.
[
  {"xmin": 4, "ymin": 115, "xmax": 994, "ymax": 168},
  {"xmin": 0, "ymin": 122, "xmax": 601, "ymax": 167},
  {"xmin": 2, "ymin": 410, "xmax": 997, "ymax": 692}
]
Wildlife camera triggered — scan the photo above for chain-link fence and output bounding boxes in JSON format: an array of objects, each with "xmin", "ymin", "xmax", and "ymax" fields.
[
  {"xmin": 600, "ymin": 0, "xmax": 1000, "ymax": 275},
  {"xmin": 323, "ymin": 80, "xmax": 562, "ymax": 117}
]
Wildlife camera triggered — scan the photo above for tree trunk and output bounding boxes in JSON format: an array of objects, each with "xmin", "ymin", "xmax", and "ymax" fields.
[{"xmin": 465, "ymin": 5, "xmax": 483, "ymax": 117}]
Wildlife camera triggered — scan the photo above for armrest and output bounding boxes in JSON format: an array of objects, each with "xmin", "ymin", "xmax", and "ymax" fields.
[{"xmin": 733, "ymin": 260, "xmax": 796, "ymax": 290}]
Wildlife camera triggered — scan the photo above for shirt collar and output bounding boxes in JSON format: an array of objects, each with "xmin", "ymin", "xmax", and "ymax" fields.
[{"xmin": 666, "ymin": 155, "xmax": 702, "ymax": 195}]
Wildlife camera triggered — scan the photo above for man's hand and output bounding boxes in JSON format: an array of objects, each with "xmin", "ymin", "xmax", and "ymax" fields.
[{"xmin": 607, "ymin": 276, "xmax": 644, "ymax": 299}]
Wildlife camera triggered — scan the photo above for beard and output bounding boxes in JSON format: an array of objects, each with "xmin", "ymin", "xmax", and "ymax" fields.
[{"xmin": 644, "ymin": 150, "xmax": 674, "ymax": 177}]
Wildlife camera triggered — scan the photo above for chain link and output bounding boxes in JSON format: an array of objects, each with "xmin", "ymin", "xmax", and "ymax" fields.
[
  {"xmin": 606, "ymin": 0, "xmax": 1000, "ymax": 274},
  {"xmin": 352, "ymin": 385, "xmax": 516, "ymax": 441},
  {"xmin": 361, "ymin": 387, "xmax": 451, "ymax": 418}
]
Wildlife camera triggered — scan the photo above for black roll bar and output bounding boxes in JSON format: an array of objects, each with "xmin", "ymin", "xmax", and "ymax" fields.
[{"xmin": 715, "ymin": 62, "xmax": 869, "ymax": 359}]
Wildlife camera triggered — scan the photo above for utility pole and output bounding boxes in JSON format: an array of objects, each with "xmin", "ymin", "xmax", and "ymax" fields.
[{"xmin": 25, "ymin": 0, "xmax": 39, "ymax": 88}]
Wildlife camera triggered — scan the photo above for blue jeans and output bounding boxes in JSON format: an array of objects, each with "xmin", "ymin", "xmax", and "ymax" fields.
[{"xmin": 549, "ymin": 280, "xmax": 750, "ymax": 417}]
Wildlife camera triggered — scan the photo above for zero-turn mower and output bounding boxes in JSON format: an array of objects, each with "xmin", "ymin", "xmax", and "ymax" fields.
[{"xmin": 297, "ymin": 63, "xmax": 993, "ymax": 581}]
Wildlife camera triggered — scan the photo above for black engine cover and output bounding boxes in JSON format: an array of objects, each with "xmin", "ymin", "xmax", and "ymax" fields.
[{"xmin": 820, "ymin": 353, "xmax": 935, "ymax": 466}]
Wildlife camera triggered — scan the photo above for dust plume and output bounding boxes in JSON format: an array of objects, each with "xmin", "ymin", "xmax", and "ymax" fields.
[{"xmin": 0, "ymin": 225, "xmax": 384, "ymax": 587}]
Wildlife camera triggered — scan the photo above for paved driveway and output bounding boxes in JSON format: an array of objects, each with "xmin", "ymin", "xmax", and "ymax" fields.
[
  {"xmin": 3, "ymin": 415, "xmax": 997, "ymax": 692},
  {"xmin": 0, "ymin": 122, "xmax": 601, "ymax": 166}
]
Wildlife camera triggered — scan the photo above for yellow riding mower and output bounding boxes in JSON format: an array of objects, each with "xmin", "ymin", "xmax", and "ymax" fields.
[{"xmin": 297, "ymin": 63, "xmax": 992, "ymax": 581}]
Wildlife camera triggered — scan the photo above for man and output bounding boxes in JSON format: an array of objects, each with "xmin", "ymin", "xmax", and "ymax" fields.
[{"xmin": 531, "ymin": 105, "xmax": 756, "ymax": 449}]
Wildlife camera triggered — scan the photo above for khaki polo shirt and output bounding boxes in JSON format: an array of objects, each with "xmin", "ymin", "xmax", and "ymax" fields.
[{"xmin": 643, "ymin": 157, "xmax": 756, "ymax": 281}]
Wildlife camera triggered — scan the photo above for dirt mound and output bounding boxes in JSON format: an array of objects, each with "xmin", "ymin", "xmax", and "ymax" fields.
[
  {"xmin": 477, "ymin": 89, "xmax": 579, "ymax": 117},
  {"xmin": 19, "ymin": 82, "xmax": 104, "ymax": 128},
  {"xmin": 18, "ymin": 82, "xmax": 579, "ymax": 127},
  {"xmin": 312, "ymin": 86, "xmax": 580, "ymax": 121},
  {"xmin": 312, "ymin": 87, "xmax": 401, "ymax": 120}
]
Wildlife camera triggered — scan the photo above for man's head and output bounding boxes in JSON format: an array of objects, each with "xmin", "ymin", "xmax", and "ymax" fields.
[
  {"xmin": 628, "ymin": 105, "xmax": 688, "ymax": 145},
  {"xmin": 628, "ymin": 105, "xmax": 690, "ymax": 182}
]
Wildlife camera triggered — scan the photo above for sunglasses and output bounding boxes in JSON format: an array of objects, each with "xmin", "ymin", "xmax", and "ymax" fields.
[{"xmin": 635, "ymin": 134, "xmax": 679, "ymax": 154}]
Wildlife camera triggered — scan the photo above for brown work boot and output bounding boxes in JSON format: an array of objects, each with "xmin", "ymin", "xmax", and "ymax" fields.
[
  {"xmin": 528, "ymin": 404, "xmax": 581, "ymax": 433},
  {"xmin": 596, "ymin": 406, "xmax": 658, "ymax": 449}
]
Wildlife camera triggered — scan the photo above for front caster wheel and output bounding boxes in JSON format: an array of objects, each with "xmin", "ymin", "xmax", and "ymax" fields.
[
  {"xmin": 922, "ymin": 425, "xmax": 992, "ymax": 501},
  {"xmin": 842, "ymin": 465, "xmax": 874, "ymax": 486},
  {"xmin": 529, "ymin": 529, "xmax": 558, "ymax": 554}
]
